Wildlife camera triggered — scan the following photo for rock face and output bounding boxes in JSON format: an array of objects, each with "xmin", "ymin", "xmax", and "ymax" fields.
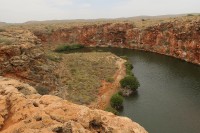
[
  {"xmin": 0, "ymin": 77, "xmax": 147, "ymax": 133},
  {"xmin": 0, "ymin": 29, "xmax": 58, "ymax": 89},
  {"xmin": 34, "ymin": 19, "xmax": 200, "ymax": 65}
]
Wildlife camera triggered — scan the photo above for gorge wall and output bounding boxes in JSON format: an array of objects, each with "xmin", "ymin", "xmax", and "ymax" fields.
[
  {"xmin": 34, "ymin": 19, "xmax": 200, "ymax": 65},
  {"xmin": 0, "ymin": 29, "xmax": 58, "ymax": 90}
]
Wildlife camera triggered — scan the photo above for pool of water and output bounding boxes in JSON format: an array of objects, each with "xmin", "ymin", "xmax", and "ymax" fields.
[{"xmin": 71, "ymin": 47, "xmax": 200, "ymax": 133}]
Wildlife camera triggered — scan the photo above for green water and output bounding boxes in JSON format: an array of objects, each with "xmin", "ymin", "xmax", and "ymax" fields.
[{"xmin": 70, "ymin": 47, "xmax": 200, "ymax": 133}]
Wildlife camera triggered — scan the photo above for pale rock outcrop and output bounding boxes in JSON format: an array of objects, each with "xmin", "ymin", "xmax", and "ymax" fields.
[
  {"xmin": 0, "ymin": 29, "xmax": 58, "ymax": 90},
  {"xmin": 0, "ymin": 77, "xmax": 148, "ymax": 133}
]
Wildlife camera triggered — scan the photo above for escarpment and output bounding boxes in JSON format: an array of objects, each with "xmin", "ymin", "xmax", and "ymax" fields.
[
  {"xmin": 34, "ymin": 18, "xmax": 200, "ymax": 65},
  {"xmin": 0, "ymin": 77, "xmax": 147, "ymax": 133},
  {"xmin": 0, "ymin": 29, "xmax": 58, "ymax": 89}
]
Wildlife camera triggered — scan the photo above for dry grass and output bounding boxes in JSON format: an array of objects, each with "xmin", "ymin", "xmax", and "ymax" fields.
[
  {"xmin": 45, "ymin": 51, "xmax": 62, "ymax": 62},
  {"xmin": 3, "ymin": 15, "xmax": 199, "ymax": 32},
  {"xmin": 56, "ymin": 52, "xmax": 119, "ymax": 104},
  {"xmin": 0, "ymin": 37, "xmax": 15, "ymax": 45}
]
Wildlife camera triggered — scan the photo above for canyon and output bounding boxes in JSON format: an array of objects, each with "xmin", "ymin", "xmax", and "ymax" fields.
[
  {"xmin": 0, "ymin": 15, "xmax": 199, "ymax": 133},
  {"xmin": 34, "ymin": 17, "xmax": 200, "ymax": 65},
  {"xmin": 0, "ymin": 27, "xmax": 147, "ymax": 133}
]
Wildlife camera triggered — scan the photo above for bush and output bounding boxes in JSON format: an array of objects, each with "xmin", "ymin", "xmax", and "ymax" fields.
[
  {"xmin": 0, "ymin": 38, "xmax": 14, "ymax": 45},
  {"xmin": 106, "ymin": 77, "xmax": 114, "ymax": 83},
  {"xmin": 125, "ymin": 61, "xmax": 133, "ymax": 75},
  {"xmin": 187, "ymin": 14, "xmax": 194, "ymax": 16},
  {"xmin": 120, "ymin": 56, "xmax": 128, "ymax": 60},
  {"xmin": 54, "ymin": 44, "xmax": 84, "ymax": 52},
  {"xmin": 120, "ymin": 75, "xmax": 140, "ymax": 91},
  {"xmin": 125, "ymin": 61, "xmax": 133, "ymax": 70},
  {"xmin": 110, "ymin": 93, "xmax": 123, "ymax": 110},
  {"xmin": 45, "ymin": 52, "xmax": 62, "ymax": 62},
  {"xmin": 35, "ymin": 86, "xmax": 50, "ymax": 95},
  {"xmin": 0, "ymin": 28, "xmax": 6, "ymax": 32},
  {"xmin": 105, "ymin": 106, "xmax": 119, "ymax": 115}
]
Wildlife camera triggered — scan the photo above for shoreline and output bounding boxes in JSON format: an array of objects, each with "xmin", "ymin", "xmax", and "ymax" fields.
[{"xmin": 89, "ymin": 58, "xmax": 126, "ymax": 110}]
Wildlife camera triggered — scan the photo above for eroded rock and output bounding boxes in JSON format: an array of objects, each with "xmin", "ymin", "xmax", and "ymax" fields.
[
  {"xmin": 0, "ymin": 77, "xmax": 148, "ymax": 133},
  {"xmin": 34, "ymin": 19, "xmax": 200, "ymax": 65}
]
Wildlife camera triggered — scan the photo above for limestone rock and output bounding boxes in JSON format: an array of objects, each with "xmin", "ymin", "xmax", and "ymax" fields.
[
  {"xmin": 0, "ymin": 29, "xmax": 58, "ymax": 89},
  {"xmin": 34, "ymin": 19, "xmax": 200, "ymax": 65},
  {"xmin": 0, "ymin": 77, "xmax": 148, "ymax": 133}
]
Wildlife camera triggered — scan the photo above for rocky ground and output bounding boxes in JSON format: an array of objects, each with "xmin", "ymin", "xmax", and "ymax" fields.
[
  {"xmin": 0, "ymin": 77, "xmax": 147, "ymax": 133},
  {"xmin": 0, "ymin": 29, "xmax": 58, "ymax": 89}
]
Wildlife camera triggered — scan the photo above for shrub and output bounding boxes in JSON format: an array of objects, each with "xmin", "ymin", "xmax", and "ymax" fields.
[
  {"xmin": 0, "ymin": 38, "xmax": 14, "ymax": 45},
  {"xmin": 45, "ymin": 52, "xmax": 62, "ymax": 62},
  {"xmin": 125, "ymin": 61, "xmax": 133, "ymax": 75},
  {"xmin": 110, "ymin": 93, "xmax": 123, "ymax": 110},
  {"xmin": 54, "ymin": 44, "xmax": 84, "ymax": 52},
  {"xmin": 0, "ymin": 28, "xmax": 6, "ymax": 32},
  {"xmin": 120, "ymin": 56, "xmax": 128, "ymax": 60},
  {"xmin": 120, "ymin": 75, "xmax": 140, "ymax": 91},
  {"xmin": 106, "ymin": 77, "xmax": 114, "ymax": 83},
  {"xmin": 35, "ymin": 86, "xmax": 50, "ymax": 95},
  {"xmin": 118, "ymin": 91, "xmax": 123, "ymax": 96},
  {"xmin": 187, "ymin": 14, "xmax": 194, "ymax": 16},
  {"xmin": 54, "ymin": 45, "xmax": 70, "ymax": 52},
  {"xmin": 105, "ymin": 106, "xmax": 119, "ymax": 115}
]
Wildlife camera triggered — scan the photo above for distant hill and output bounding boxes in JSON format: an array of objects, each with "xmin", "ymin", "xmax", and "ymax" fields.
[
  {"xmin": 0, "ymin": 13, "xmax": 200, "ymax": 30},
  {"xmin": 0, "ymin": 22, "xmax": 7, "ymax": 26},
  {"xmin": 23, "ymin": 13, "xmax": 200, "ymax": 25}
]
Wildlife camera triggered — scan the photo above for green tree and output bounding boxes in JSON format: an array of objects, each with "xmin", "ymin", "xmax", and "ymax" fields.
[
  {"xmin": 120, "ymin": 75, "xmax": 140, "ymax": 91},
  {"xmin": 110, "ymin": 93, "xmax": 123, "ymax": 110}
]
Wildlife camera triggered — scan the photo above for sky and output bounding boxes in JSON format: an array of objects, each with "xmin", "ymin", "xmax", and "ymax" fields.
[{"xmin": 0, "ymin": 0, "xmax": 200, "ymax": 23}]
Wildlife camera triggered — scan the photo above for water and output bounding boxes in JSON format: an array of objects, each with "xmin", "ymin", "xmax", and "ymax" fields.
[{"xmin": 73, "ymin": 47, "xmax": 200, "ymax": 133}]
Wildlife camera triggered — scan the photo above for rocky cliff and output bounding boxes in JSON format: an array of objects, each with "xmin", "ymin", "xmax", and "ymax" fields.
[
  {"xmin": 34, "ymin": 18, "xmax": 200, "ymax": 65},
  {"xmin": 0, "ymin": 29, "xmax": 58, "ymax": 89},
  {"xmin": 0, "ymin": 77, "xmax": 147, "ymax": 133},
  {"xmin": 0, "ymin": 29, "xmax": 148, "ymax": 132}
]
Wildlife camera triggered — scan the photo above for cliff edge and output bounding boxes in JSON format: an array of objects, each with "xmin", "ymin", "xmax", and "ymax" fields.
[{"xmin": 0, "ymin": 77, "xmax": 147, "ymax": 133}]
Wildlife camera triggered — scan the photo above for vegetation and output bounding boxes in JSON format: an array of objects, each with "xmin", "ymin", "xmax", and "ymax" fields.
[
  {"xmin": 0, "ymin": 37, "xmax": 14, "ymax": 45},
  {"xmin": 35, "ymin": 86, "xmax": 50, "ymax": 95},
  {"xmin": 125, "ymin": 61, "xmax": 134, "ymax": 75},
  {"xmin": 105, "ymin": 106, "xmax": 119, "ymax": 115},
  {"xmin": 120, "ymin": 75, "xmax": 140, "ymax": 91},
  {"xmin": 57, "ymin": 52, "xmax": 118, "ymax": 104},
  {"xmin": 2, "ymin": 15, "xmax": 199, "ymax": 32},
  {"xmin": 106, "ymin": 77, "xmax": 114, "ymax": 83},
  {"xmin": 120, "ymin": 60, "xmax": 140, "ymax": 92},
  {"xmin": 110, "ymin": 93, "xmax": 124, "ymax": 110},
  {"xmin": 54, "ymin": 44, "xmax": 84, "ymax": 52},
  {"xmin": 120, "ymin": 56, "xmax": 128, "ymax": 60},
  {"xmin": 45, "ymin": 51, "xmax": 62, "ymax": 62},
  {"xmin": 0, "ymin": 28, "xmax": 5, "ymax": 32},
  {"xmin": 187, "ymin": 14, "xmax": 194, "ymax": 16}
]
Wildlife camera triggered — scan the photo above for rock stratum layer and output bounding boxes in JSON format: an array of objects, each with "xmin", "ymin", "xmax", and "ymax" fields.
[
  {"xmin": 34, "ymin": 18, "xmax": 200, "ymax": 65},
  {"xmin": 0, "ymin": 77, "xmax": 147, "ymax": 133},
  {"xmin": 0, "ymin": 29, "xmax": 58, "ymax": 89}
]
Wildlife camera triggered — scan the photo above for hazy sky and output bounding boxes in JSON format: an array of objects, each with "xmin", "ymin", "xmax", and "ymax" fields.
[{"xmin": 0, "ymin": 0, "xmax": 200, "ymax": 23}]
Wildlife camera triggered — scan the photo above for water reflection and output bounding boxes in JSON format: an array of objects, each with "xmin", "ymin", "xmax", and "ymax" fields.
[{"xmin": 68, "ymin": 47, "xmax": 200, "ymax": 133}]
